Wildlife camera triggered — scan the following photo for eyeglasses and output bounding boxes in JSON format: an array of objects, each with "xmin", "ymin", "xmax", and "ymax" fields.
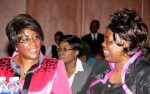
[
  {"xmin": 57, "ymin": 48, "xmax": 73, "ymax": 52},
  {"xmin": 18, "ymin": 34, "xmax": 40, "ymax": 43}
]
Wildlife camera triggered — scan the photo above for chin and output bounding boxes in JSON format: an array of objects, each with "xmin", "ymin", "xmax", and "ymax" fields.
[
  {"xmin": 28, "ymin": 53, "xmax": 40, "ymax": 60},
  {"xmin": 104, "ymin": 56, "xmax": 110, "ymax": 61}
]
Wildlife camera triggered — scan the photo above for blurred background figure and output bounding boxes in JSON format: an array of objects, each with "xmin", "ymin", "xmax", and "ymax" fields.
[
  {"xmin": 58, "ymin": 35, "xmax": 92, "ymax": 94},
  {"xmin": 40, "ymin": 44, "xmax": 46, "ymax": 55},
  {"xmin": 82, "ymin": 19, "xmax": 104, "ymax": 59},
  {"xmin": 143, "ymin": 46, "xmax": 150, "ymax": 61},
  {"xmin": 79, "ymin": 41, "xmax": 96, "ymax": 65},
  {"xmin": 46, "ymin": 31, "xmax": 64, "ymax": 58},
  {"xmin": 6, "ymin": 43, "xmax": 14, "ymax": 56}
]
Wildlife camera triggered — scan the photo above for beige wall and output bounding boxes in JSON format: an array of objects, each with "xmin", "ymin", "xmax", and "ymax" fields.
[
  {"xmin": 0, "ymin": 0, "xmax": 149, "ymax": 57},
  {"xmin": 26, "ymin": 0, "xmax": 150, "ymax": 50},
  {"xmin": 26, "ymin": 0, "xmax": 83, "ymax": 50},
  {"xmin": 0, "ymin": 0, "xmax": 26, "ymax": 57}
]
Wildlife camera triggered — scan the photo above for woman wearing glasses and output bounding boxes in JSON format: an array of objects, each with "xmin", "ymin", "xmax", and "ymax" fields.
[
  {"xmin": 0, "ymin": 14, "xmax": 71, "ymax": 94},
  {"xmin": 58, "ymin": 35, "xmax": 92, "ymax": 94}
]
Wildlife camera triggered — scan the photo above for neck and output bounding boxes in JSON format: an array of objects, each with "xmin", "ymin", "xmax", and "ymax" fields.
[
  {"xmin": 15, "ymin": 55, "xmax": 38, "ymax": 71},
  {"xmin": 65, "ymin": 59, "xmax": 76, "ymax": 77},
  {"xmin": 114, "ymin": 55, "xmax": 130, "ymax": 72}
]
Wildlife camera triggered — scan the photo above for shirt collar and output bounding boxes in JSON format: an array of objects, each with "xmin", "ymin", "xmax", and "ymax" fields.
[
  {"xmin": 91, "ymin": 33, "xmax": 98, "ymax": 40},
  {"xmin": 74, "ymin": 58, "xmax": 84, "ymax": 74}
]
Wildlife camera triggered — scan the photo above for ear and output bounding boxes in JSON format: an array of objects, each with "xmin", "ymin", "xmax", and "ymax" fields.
[
  {"xmin": 75, "ymin": 50, "xmax": 79, "ymax": 57},
  {"xmin": 122, "ymin": 40, "xmax": 129, "ymax": 48}
]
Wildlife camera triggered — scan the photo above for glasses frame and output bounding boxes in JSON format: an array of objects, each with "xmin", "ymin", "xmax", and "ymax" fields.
[
  {"xmin": 17, "ymin": 34, "xmax": 41, "ymax": 44},
  {"xmin": 57, "ymin": 48, "xmax": 73, "ymax": 52}
]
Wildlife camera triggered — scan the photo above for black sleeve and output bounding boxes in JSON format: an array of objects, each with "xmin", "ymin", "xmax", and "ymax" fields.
[{"xmin": 78, "ymin": 59, "xmax": 109, "ymax": 94}]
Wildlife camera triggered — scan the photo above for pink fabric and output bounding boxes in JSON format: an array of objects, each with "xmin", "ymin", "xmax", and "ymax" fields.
[
  {"xmin": 52, "ymin": 60, "xmax": 72, "ymax": 94},
  {"xmin": 0, "ymin": 55, "xmax": 71, "ymax": 94},
  {"xmin": 20, "ymin": 80, "xmax": 24, "ymax": 94},
  {"xmin": 28, "ymin": 59, "xmax": 71, "ymax": 94},
  {"xmin": 28, "ymin": 57, "xmax": 57, "ymax": 93}
]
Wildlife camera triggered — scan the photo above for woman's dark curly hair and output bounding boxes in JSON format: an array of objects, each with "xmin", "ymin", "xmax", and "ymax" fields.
[{"xmin": 108, "ymin": 8, "xmax": 148, "ymax": 56}]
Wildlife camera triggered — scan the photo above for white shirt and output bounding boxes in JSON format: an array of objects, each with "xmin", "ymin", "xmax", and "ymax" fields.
[
  {"xmin": 91, "ymin": 33, "xmax": 98, "ymax": 40},
  {"xmin": 68, "ymin": 58, "xmax": 84, "ymax": 87}
]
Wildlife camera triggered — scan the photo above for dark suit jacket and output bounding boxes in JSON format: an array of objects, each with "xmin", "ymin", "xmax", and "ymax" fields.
[
  {"xmin": 72, "ymin": 60, "xmax": 92, "ymax": 94},
  {"xmin": 82, "ymin": 33, "xmax": 104, "ymax": 56}
]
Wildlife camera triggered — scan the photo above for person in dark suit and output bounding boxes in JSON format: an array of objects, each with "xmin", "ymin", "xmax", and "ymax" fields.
[{"xmin": 82, "ymin": 20, "xmax": 104, "ymax": 57}]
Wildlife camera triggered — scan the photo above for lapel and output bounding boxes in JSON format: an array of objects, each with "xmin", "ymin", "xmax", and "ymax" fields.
[{"xmin": 71, "ymin": 71, "xmax": 85, "ymax": 93}]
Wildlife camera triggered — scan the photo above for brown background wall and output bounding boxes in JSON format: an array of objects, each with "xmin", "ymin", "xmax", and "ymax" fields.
[
  {"xmin": 0, "ymin": 0, "xmax": 26, "ymax": 56},
  {"xmin": 0, "ymin": 0, "xmax": 150, "ymax": 57}
]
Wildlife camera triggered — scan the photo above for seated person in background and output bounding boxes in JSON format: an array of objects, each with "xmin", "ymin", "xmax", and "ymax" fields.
[
  {"xmin": 40, "ymin": 44, "xmax": 46, "ymax": 55},
  {"xmin": 46, "ymin": 31, "xmax": 64, "ymax": 58},
  {"xmin": 79, "ymin": 41, "xmax": 96, "ymax": 65},
  {"xmin": 80, "ymin": 8, "xmax": 150, "ymax": 94},
  {"xmin": 82, "ymin": 19, "xmax": 104, "ymax": 58},
  {"xmin": 0, "ymin": 14, "xmax": 71, "ymax": 94},
  {"xmin": 58, "ymin": 35, "xmax": 92, "ymax": 94}
]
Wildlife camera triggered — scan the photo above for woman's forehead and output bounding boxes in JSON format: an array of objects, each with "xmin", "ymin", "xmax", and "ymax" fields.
[
  {"xmin": 60, "ymin": 41, "xmax": 70, "ymax": 46},
  {"xmin": 104, "ymin": 29, "xmax": 113, "ymax": 38},
  {"xmin": 19, "ymin": 29, "xmax": 37, "ymax": 36}
]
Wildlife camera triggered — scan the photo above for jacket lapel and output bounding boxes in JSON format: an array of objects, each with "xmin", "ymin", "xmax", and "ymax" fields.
[{"xmin": 71, "ymin": 71, "xmax": 85, "ymax": 93}]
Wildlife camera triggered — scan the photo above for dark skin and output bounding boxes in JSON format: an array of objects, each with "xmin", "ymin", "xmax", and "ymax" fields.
[
  {"xmin": 90, "ymin": 21, "xmax": 99, "ymax": 34},
  {"xmin": 102, "ymin": 29, "xmax": 130, "ymax": 83}
]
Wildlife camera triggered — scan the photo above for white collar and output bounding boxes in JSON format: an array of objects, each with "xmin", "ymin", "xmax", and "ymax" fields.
[
  {"xmin": 74, "ymin": 58, "xmax": 84, "ymax": 74},
  {"xmin": 91, "ymin": 33, "xmax": 98, "ymax": 40}
]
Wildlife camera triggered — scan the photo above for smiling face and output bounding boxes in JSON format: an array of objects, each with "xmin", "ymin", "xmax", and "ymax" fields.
[
  {"xmin": 16, "ymin": 29, "xmax": 41, "ymax": 60},
  {"xmin": 102, "ymin": 29, "xmax": 128, "ymax": 63}
]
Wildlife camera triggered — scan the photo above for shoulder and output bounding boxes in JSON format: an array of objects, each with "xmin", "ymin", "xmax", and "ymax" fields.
[
  {"xmin": 97, "ymin": 33, "xmax": 104, "ymax": 39},
  {"xmin": 42, "ymin": 56, "xmax": 59, "ymax": 66},
  {"xmin": 89, "ymin": 59, "xmax": 110, "ymax": 80},
  {"xmin": 98, "ymin": 33, "xmax": 104, "ymax": 36},
  {"xmin": 81, "ymin": 61, "xmax": 92, "ymax": 72},
  {"xmin": 42, "ymin": 56, "xmax": 65, "ymax": 67},
  {"xmin": 82, "ymin": 34, "xmax": 91, "ymax": 39},
  {"xmin": 0, "ymin": 57, "xmax": 14, "ymax": 77},
  {"xmin": 131, "ymin": 59, "xmax": 150, "ymax": 81},
  {"xmin": 92, "ymin": 59, "xmax": 109, "ymax": 73},
  {"xmin": 127, "ymin": 59, "xmax": 150, "ymax": 90},
  {"xmin": 136, "ymin": 58, "xmax": 150, "ymax": 72},
  {"xmin": 0, "ymin": 57, "xmax": 11, "ymax": 64},
  {"xmin": 0, "ymin": 57, "xmax": 11, "ymax": 61}
]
